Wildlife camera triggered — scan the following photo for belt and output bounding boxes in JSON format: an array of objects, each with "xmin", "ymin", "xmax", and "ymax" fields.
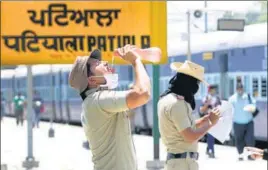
[{"xmin": 167, "ymin": 152, "xmax": 199, "ymax": 161}]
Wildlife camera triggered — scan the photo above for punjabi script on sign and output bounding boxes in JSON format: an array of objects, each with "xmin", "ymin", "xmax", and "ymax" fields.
[{"xmin": 2, "ymin": 3, "xmax": 151, "ymax": 54}]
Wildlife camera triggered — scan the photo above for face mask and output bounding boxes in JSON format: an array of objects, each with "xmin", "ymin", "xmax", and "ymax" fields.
[
  {"xmin": 100, "ymin": 73, "xmax": 119, "ymax": 90},
  {"xmin": 100, "ymin": 56, "xmax": 118, "ymax": 90}
]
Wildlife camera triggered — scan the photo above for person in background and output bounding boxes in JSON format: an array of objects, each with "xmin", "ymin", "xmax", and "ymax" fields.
[
  {"xmin": 199, "ymin": 85, "xmax": 221, "ymax": 158},
  {"xmin": 1, "ymin": 92, "xmax": 6, "ymax": 122},
  {"xmin": 33, "ymin": 91, "xmax": 43, "ymax": 128},
  {"xmin": 128, "ymin": 83, "xmax": 136, "ymax": 134},
  {"xmin": 13, "ymin": 92, "xmax": 25, "ymax": 126},
  {"xmin": 244, "ymin": 147, "xmax": 268, "ymax": 161},
  {"xmin": 228, "ymin": 83, "xmax": 256, "ymax": 161}
]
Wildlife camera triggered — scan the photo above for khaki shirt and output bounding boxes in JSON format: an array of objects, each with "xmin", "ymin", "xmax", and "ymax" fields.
[
  {"xmin": 81, "ymin": 88, "xmax": 137, "ymax": 170},
  {"xmin": 158, "ymin": 93, "xmax": 198, "ymax": 154}
]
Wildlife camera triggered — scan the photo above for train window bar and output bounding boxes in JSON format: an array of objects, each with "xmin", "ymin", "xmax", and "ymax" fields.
[
  {"xmin": 261, "ymin": 77, "xmax": 267, "ymax": 98},
  {"xmin": 252, "ymin": 77, "xmax": 259, "ymax": 98}
]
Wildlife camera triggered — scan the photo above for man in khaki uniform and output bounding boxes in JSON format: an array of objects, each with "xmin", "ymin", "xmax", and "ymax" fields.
[
  {"xmin": 128, "ymin": 83, "xmax": 136, "ymax": 134},
  {"xmin": 69, "ymin": 45, "xmax": 151, "ymax": 170},
  {"xmin": 158, "ymin": 61, "xmax": 220, "ymax": 170}
]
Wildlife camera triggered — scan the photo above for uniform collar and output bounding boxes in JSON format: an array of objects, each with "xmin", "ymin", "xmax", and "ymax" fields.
[
  {"xmin": 172, "ymin": 93, "xmax": 185, "ymax": 100},
  {"xmin": 81, "ymin": 87, "xmax": 109, "ymax": 100}
]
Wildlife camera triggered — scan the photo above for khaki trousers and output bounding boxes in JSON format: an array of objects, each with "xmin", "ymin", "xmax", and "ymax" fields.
[{"xmin": 164, "ymin": 156, "xmax": 198, "ymax": 170}]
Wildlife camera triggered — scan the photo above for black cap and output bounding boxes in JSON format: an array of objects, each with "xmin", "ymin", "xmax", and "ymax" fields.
[{"xmin": 89, "ymin": 49, "xmax": 102, "ymax": 61}]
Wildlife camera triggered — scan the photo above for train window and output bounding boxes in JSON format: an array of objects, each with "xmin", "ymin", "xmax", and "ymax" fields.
[
  {"xmin": 17, "ymin": 78, "xmax": 27, "ymax": 88},
  {"xmin": 261, "ymin": 77, "xmax": 267, "ymax": 97},
  {"xmin": 34, "ymin": 76, "xmax": 41, "ymax": 87},
  {"xmin": 7, "ymin": 80, "xmax": 12, "ymax": 88},
  {"xmin": 16, "ymin": 78, "xmax": 24, "ymax": 89},
  {"xmin": 3, "ymin": 80, "xmax": 8, "ymax": 88},
  {"xmin": 252, "ymin": 77, "xmax": 259, "ymax": 97},
  {"xmin": 1, "ymin": 79, "xmax": 8, "ymax": 88},
  {"xmin": 34, "ymin": 75, "xmax": 51, "ymax": 87}
]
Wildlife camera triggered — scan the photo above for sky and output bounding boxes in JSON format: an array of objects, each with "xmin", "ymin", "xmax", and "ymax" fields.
[
  {"xmin": 167, "ymin": 1, "xmax": 260, "ymax": 39},
  {"xmin": 168, "ymin": 1, "xmax": 258, "ymax": 14}
]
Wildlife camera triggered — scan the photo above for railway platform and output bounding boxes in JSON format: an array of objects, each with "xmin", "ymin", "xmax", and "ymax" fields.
[{"xmin": 1, "ymin": 117, "xmax": 267, "ymax": 170}]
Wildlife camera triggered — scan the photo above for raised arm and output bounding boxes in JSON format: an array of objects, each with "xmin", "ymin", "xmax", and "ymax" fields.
[
  {"xmin": 116, "ymin": 45, "xmax": 151, "ymax": 109},
  {"xmin": 170, "ymin": 102, "xmax": 220, "ymax": 143}
]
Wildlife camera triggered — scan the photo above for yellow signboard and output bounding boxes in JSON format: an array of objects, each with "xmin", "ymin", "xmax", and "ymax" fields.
[
  {"xmin": 1, "ymin": 1, "xmax": 167, "ymax": 65},
  {"xmin": 203, "ymin": 52, "xmax": 213, "ymax": 60}
]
